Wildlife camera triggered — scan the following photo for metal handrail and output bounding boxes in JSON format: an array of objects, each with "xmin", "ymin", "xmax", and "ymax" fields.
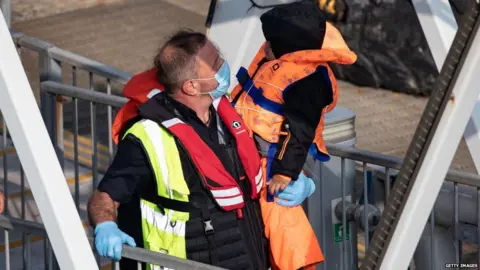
[
  {"xmin": 42, "ymin": 81, "xmax": 127, "ymax": 107},
  {"xmin": 10, "ymin": 30, "xmax": 132, "ymax": 84},
  {"xmin": 40, "ymin": 81, "xmax": 480, "ymax": 188},
  {"xmin": 0, "ymin": 215, "xmax": 225, "ymax": 270},
  {"xmin": 327, "ymin": 144, "xmax": 480, "ymax": 187}
]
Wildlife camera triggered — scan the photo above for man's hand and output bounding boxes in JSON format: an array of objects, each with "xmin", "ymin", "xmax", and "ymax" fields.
[
  {"xmin": 94, "ymin": 221, "xmax": 136, "ymax": 261},
  {"xmin": 267, "ymin": 174, "xmax": 292, "ymax": 196},
  {"xmin": 276, "ymin": 172, "xmax": 315, "ymax": 207}
]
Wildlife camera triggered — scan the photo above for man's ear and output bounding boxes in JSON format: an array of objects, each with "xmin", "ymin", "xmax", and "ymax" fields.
[{"xmin": 182, "ymin": 80, "xmax": 200, "ymax": 96}]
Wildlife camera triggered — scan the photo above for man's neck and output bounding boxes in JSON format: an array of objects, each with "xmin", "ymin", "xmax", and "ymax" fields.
[{"xmin": 170, "ymin": 94, "xmax": 212, "ymax": 124}]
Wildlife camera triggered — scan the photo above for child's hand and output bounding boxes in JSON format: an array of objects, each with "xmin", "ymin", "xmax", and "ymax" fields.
[{"xmin": 268, "ymin": 174, "xmax": 292, "ymax": 196}]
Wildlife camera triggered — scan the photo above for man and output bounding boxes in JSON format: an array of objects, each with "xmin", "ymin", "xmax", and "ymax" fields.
[{"xmin": 88, "ymin": 30, "xmax": 313, "ymax": 270}]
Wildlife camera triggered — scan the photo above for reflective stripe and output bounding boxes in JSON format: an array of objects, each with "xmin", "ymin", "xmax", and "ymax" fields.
[
  {"xmin": 216, "ymin": 195, "xmax": 244, "ymax": 207},
  {"xmin": 125, "ymin": 121, "xmax": 189, "ymax": 263},
  {"xmin": 141, "ymin": 201, "xmax": 186, "ymax": 237},
  {"xmin": 150, "ymin": 265, "xmax": 166, "ymax": 270},
  {"xmin": 162, "ymin": 118, "xmax": 184, "ymax": 128},
  {"xmin": 256, "ymin": 181, "xmax": 262, "ymax": 193},
  {"xmin": 210, "ymin": 187, "xmax": 241, "ymax": 198},
  {"xmin": 152, "ymin": 265, "xmax": 172, "ymax": 270},
  {"xmin": 141, "ymin": 120, "xmax": 173, "ymax": 199},
  {"xmin": 255, "ymin": 169, "xmax": 263, "ymax": 192},
  {"xmin": 255, "ymin": 169, "xmax": 262, "ymax": 185},
  {"xmin": 147, "ymin": 88, "xmax": 162, "ymax": 98}
]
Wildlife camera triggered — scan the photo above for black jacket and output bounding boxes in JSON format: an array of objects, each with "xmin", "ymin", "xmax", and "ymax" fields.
[
  {"xmin": 98, "ymin": 94, "xmax": 269, "ymax": 269},
  {"xmin": 270, "ymin": 70, "xmax": 333, "ymax": 180}
]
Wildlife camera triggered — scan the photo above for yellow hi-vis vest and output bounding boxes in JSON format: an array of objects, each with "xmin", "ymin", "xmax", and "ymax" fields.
[{"xmin": 123, "ymin": 119, "xmax": 190, "ymax": 270}]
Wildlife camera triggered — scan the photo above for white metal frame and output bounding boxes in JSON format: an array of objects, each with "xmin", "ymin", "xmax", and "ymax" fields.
[
  {"xmin": 379, "ymin": 6, "xmax": 480, "ymax": 270},
  {"xmin": 412, "ymin": 0, "xmax": 457, "ymax": 69},
  {"xmin": 0, "ymin": 12, "xmax": 98, "ymax": 269},
  {"xmin": 0, "ymin": 0, "xmax": 11, "ymax": 27},
  {"xmin": 412, "ymin": 0, "xmax": 480, "ymax": 174}
]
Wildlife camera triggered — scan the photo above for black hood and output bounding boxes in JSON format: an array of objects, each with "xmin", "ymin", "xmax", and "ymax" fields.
[{"xmin": 260, "ymin": 1, "xmax": 327, "ymax": 58}]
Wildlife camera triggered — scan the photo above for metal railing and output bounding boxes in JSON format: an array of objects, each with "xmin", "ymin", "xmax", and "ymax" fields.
[
  {"xmin": 0, "ymin": 215, "xmax": 224, "ymax": 270},
  {"xmin": 327, "ymin": 145, "xmax": 480, "ymax": 269},
  {"xmin": 2, "ymin": 30, "xmax": 132, "ymax": 218},
  {"xmin": 9, "ymin": 30, "xmax": 132, "ymax": 176},
  {"xmin": 10, "ymin": 30, "xmax": 132, "ymax": 84}
]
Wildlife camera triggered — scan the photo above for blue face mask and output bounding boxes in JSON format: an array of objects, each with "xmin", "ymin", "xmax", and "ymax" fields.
[
  {"xmin": 210, "ymin": 61, "xmax": 231, "ymax": 99},
  {"xmin": 194, "ymin": 61, "xmax": 231, "ymax": 100}
]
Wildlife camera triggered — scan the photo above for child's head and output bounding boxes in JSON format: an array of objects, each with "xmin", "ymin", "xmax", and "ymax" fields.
[{"xmin": 260, "ymin": 1, "xmax": 327, "ymax": 59}]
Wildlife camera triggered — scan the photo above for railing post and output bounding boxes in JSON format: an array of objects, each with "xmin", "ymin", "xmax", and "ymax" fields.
[
  {"xmin": 0, "ymin": 0, "xmax": 11, "ymax": 28},
  {"xmin": 39, "ymin": 48, "xmax": 64, "ymax": 169}
]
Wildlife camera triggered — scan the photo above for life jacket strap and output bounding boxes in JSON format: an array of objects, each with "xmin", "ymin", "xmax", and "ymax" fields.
[
  {"xmin": 198, "ymin": 200, "xmax": 219, "ymax": 266},
  {"xmin": 235, "ymin": 67, "xmax": 284, "ymax": 115},
  {"xmin": 142, "ymin": 193, "xmax": 198, "ymax": 213}
]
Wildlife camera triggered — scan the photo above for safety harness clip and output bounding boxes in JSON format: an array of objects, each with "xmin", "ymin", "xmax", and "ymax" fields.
[{"xmin": 203, "ymin": 219, "xmax": 215, "ymax": 235}]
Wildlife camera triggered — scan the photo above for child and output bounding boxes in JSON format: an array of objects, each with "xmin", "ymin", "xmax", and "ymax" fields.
[{"xmin": 230, "ymin": 1, "xmax": 357, "ymax": 269}]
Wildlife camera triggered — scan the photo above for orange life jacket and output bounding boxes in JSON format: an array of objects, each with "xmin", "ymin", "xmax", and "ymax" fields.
[
  {"xmin": 230, "ymin": 22, "xmax": 357, "ymax": 162},
  {"xmin": 229, "ymin": 21, "xmax": 356, "ymax": 270}
]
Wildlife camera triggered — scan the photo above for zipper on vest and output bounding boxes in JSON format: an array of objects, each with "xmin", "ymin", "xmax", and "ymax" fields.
[
  {"xmin": 229, "ymin": 147, "xmax": 266, "ymax": 269},
  {"xmin": 244, "ymin": 199, "xmax": 267, "ymax": 269},
  {"xmin": 278, "ymin": 123, "xmax": 291, "ymax": 160},
  {"xmin": 177, "ymin": 139, "xmax": 265, "ymax": 268},
  {"xmin": 176, "ymin": 140, "xmax": 222, "ymax": 266}
]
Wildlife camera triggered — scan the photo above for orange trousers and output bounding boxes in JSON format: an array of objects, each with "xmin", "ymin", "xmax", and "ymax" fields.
[{"xmin": 259, "ymin": 158, "xmax": 324, "ymax": 270}]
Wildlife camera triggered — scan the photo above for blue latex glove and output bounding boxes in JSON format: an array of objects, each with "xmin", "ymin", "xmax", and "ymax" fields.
[
  {"xmin": 94, "ymin": 221, "xmax": 136, "ymax": 261},
  {"xmin": 276, "ymin": 172, "xmax": 315, "ymax": 207}
]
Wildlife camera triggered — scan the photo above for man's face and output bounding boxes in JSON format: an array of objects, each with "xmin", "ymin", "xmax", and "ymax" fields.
[{"xmin": 182, "ymin": 40, "xmax": 224, "ymax": 96}]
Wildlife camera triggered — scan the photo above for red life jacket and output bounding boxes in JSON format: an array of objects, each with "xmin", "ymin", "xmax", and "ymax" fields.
[
  {"xmin": 112, "ymin": 68, "xmax": 163, "ymax": 145},
  {"xmin": 113, "ymin": 70, "xmax": 262, "ymax": 211},
  {"xmin": 157, "ymin": 96, "xmax": 263, "ymax": 211}
]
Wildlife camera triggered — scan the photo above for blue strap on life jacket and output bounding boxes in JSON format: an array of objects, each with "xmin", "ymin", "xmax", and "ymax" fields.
[
  {"xmin": 235, "ymin": 66, "xmax": 332, "ymax": 163},
  {"xmin": 235, "ymin": 67, "xmax": 284, "ymax": 115},
  {"xmin": 309, "ymin": 144, "xmax": 331, "ymax": 162}
]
